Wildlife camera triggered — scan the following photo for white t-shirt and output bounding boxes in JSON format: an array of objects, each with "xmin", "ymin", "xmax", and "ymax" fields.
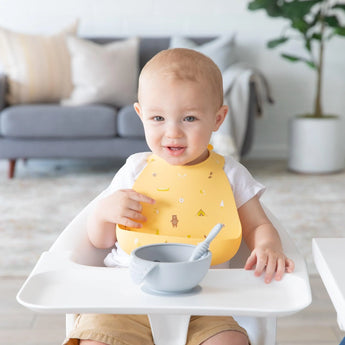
[{"xmin": 103, "ymin": 152, "xmax": 265, "ymax": 267}]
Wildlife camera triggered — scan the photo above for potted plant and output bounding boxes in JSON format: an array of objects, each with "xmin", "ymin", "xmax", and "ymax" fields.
[{"xmin": 248, "ymin": 0, "xmax": 345, "ymax": 173}]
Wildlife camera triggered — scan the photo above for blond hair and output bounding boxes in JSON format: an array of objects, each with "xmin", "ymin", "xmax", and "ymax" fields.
[{"xmin": 138, "ymin": 48, "xmax": 224, "ymax": 109}]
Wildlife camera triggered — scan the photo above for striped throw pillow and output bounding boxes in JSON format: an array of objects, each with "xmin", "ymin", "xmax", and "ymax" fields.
[{"xmin": 0, "ymin": 22, "xmax": 77, "ymax": 104}]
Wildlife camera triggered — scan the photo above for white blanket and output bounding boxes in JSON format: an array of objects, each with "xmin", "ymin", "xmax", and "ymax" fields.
[{"xmin": 211, "ymin": 63, "xmax": 273, "ymax": 159}]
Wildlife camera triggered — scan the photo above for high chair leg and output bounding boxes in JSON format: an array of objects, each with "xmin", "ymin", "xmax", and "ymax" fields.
[{"xmin": 148, "ymin": 314, "xmax": 190, "ymax": 345}]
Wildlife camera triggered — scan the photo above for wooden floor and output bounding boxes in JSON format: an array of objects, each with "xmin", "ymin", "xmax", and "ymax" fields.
[{"xmin": 1, "ymin": 275, "xmax": 344, "ymax": 345}]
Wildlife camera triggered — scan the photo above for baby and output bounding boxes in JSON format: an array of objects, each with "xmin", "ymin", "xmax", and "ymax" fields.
[{"xmin": 64, "ymin": 48, "xmax": 294, "ymax": 345}]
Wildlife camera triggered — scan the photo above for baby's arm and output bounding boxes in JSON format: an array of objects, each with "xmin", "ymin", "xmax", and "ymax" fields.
[
  {"xmin": 238, "ymin": 195, "xmax": 295, "ymax": 284},
  {"xmin": 87, "ymin": 189, "xmax": 155, "ymax": 249}
]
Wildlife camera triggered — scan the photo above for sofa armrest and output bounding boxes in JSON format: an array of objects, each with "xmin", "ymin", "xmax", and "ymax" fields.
[{"xmin": 0, "ymin": 73, "xmax": 7, "ymax": 111}]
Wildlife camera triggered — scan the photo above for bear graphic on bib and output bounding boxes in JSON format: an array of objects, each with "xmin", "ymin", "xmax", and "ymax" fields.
[{"xmin": 117, "ymin": 149, "xmax": 242, "ymax": 265}]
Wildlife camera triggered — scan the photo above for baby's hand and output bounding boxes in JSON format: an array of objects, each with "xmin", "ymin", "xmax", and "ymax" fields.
[
  {"xmin": 98, "ymin": 189, "xmax": 155, "ymax": 228},
  {"xmin": 244, "ymin": 246, "xmax": 295, "ymax": 284}
]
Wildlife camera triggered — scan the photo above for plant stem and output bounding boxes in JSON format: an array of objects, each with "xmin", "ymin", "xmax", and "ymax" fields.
[{"xmin": 314, "ymin": 2, "xmax": 327, "ymax": 118}]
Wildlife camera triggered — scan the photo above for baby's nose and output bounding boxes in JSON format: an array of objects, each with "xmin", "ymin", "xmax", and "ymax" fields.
[{"xmin": 165, "ymin": 123, "xmax": 183, "ymax": 138}]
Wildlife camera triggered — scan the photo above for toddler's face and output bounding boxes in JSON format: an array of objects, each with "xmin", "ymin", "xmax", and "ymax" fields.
[{"xmin": 135, "ymin": 75, "xmax": 227, "ymax": 166}]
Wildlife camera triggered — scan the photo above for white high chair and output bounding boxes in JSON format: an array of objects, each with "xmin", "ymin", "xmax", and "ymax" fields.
[{"xmin": 17, "ymin": 195, "xmax": 311, "ymax": 345}]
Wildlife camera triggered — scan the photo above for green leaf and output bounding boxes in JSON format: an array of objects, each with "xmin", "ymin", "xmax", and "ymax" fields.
[
  {"xmin": 267, "ymin": 37, "xmax": 289, "ymax": 48},
  {"xmin": 334, "ymin": 27, "xmax": 345, "ymax": 36},
  {"xmin": 248, "ymin": 0, "xmax": 277, "ymax": 11},
  {"xmin": 248, "ymin": 0, "xmax": 282, "ymax": 17},
  {"xmin": 311, "ymin": 33, "xmax": 322, "ymax": 40},
  {"xmin": 332, "ymin": 4, "xmax": 345, "ymax": 12},
  {"xmin": 291, "ymin": 17, "xmax": 310, "ymax": 33},
  {"xmin": 281, "ymin": 53, "xmax": 300, "ymax": 62},
  {"xmin": 248, "ymin": 0, "xmax": 324, "ymax": 22},
  {"xmin": 324, "ymin": 15, "xmax": 340, "ymax": 28},
  {"xmin": 247, "ymin": 0, "xmax": 268, "ymax": 11},
  {"xmin": 280, "ymin": 0, "xmax": 321, "ymax": 20},
  {"xmin": 304, "ymin": 60, "xmax": 317, "ymax": 69},
  {"xmin": 281, "ymin": 53, "xmax": 316, "ymax": 69}
]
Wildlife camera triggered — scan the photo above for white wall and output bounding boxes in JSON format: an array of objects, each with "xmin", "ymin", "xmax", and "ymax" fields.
[{"xmin": 0, "ymin": 0, "xmax": 344, "ymax": 158}]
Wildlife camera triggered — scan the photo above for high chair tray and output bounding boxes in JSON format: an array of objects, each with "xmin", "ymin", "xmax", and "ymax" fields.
[{"xmin": 17, "ymin": 251, "xmax": 311, "ymax": 316}]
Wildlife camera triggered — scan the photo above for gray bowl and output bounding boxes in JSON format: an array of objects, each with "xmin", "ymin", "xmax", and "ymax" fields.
[{"xmin": 129, "ymin": 243, "xmax": 212, "ymax": 294}]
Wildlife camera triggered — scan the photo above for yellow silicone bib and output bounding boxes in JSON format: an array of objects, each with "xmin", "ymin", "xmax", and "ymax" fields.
[{"xmin": 117, "ymin": 150, "xmax": 242, "ymax": 265}]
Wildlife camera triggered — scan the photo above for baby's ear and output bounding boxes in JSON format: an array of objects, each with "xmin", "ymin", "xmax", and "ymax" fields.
[
  {"xmin": 214, "ymin": 105, "xmax": 228, "ymax": 131},
  {"xmin": 133, "ymin": 102, "xmax": 143, "ymax": 119}
]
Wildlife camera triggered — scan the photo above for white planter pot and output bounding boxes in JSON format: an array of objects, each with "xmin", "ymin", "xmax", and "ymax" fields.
[{"xmin": 288, "ymin": 116, "xmax": 344, "ymax": 173}]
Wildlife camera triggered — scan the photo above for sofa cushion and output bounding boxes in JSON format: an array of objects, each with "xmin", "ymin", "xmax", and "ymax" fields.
[
  {"xmin": 1, "ymin": 105, "xmax": 117, "ymax": 138},
  {"xmin": 62, "ymin": 37, "xmax": 139, "ymax": 108},
  {"xmin": 117, "ymin": 105, "xmax": 145, "ymax": 138},
  {"xmin": 169, "ymin": 36, "xmax": 237, "ymax": 72},
  {"xmin": 0, "ymin": 22, "xmax": 77, "ymax": 105}
]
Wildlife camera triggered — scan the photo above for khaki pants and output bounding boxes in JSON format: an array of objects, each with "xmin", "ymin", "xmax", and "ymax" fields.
[{"xmin": 64, "ymin": 314, "xmax": 249, "ymax": 345}]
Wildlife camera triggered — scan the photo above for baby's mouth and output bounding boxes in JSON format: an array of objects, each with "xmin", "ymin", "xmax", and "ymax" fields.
[
  {"xmin": 168, "ymin": 146, "xmax": 183, "ymax": 151},
  {"xmin": 165, "ymin": 146, "xmax": 186, "ymax": 155}
]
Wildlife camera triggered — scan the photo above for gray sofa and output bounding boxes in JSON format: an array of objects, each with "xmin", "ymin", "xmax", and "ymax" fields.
[{"xmin": 0, "ymin": 37, "xmax": 257, "ymax": 178}]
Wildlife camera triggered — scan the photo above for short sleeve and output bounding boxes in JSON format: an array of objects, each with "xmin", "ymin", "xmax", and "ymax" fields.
[
  {"xmin": 102, "ymin": 152, "xmax": 151, "ymax": 197},
  {"xmin": 223, "ymin": 155, "xmax": 266, "ymax": 209}
]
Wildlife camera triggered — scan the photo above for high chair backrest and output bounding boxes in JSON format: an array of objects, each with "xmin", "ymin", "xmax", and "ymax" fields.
[{"xmin": 49, "ymin": 196, "xmax": 111, "ymax": 265}]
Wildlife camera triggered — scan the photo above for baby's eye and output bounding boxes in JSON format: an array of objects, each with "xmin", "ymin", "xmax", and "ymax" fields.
[
  {"xmin": 153, "ymin": 116, "xmax": 165, "ymax": 121},
  {"xmin": 184, "ymin": 115, "xmax": 196, "ymax": 122}
]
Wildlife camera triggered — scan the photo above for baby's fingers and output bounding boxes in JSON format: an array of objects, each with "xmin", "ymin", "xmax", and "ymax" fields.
[
  {"xmin": 118, "ymin": 190, "xmax": 156, "ymax": 228},
  {"xmin": 126, "ymin": 208, "xmax": 147, "ymax": 223},
  {"xmin": 245, "ymin": 251, "xmax": 268, "ymax": 276},
  {"xmin": 244, "ymin": 251, "xmax": 257, "ymax": 271},
  {"xmin": 118, "ymin": 215, "xmax": 144, "ymax": 229},
  {"xmin": 254, "ymin": 252, "xmax": 269, "ymax": 277},
  {"xmin": 127, "ymin": 190, "xmax": 155, "ymax": 205},
  {"xmin": 264, "ymin": 255, "xmax": 279, "ymax": 283},
  {"xmin": 273, "ymin": 256, "xmax": 286, "ymax": 282},
  {"xmin": 285, "ymin": 257, "xmax": 295, "ymax": 273},
  {"xmin": 275, "ymin": 257, "xmax": 295, "ymax": 281},
  {"xmin": 118, "ymin": 207, "xmax": 149, "ymax": 228},
  {"xmin": 123, "ymin": 191, "xmax": 155, "ymax": 214}
]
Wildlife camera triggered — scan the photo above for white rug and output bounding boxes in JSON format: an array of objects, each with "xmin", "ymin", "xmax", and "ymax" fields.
[
  {"xmin": 0, "ymin": 159, "xmax": 117, "ymax": 277},
  {"xmin": 0, "ymin": 158, "xmax": 344, "ymax": 277}
]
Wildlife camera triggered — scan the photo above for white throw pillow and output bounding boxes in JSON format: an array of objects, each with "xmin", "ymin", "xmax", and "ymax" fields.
[
  {"xmin": 0, "ymin": 22, "xmax": 77, "ymax": 104},
  {"xmin": 169, "ymin": 36, "xmax": 237, "ymax": 72},
  {"xmin": 63, "ymin": 37, "xmax": 139, "ymax": 107}
]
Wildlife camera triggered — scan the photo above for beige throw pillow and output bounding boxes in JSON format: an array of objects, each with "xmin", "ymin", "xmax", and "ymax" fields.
[
  {"xmin": 63, "ymin": 37, "xmax": 139, "ymax": 107},
  {"xmin": 0, "ymin": 22, "xmax": 77, "ymax": 104}
]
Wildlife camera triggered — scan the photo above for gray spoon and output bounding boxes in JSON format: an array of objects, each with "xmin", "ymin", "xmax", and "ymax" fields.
[{"xmin": 188, "ymin": 223, "xmax": 224, "ymax": 261}]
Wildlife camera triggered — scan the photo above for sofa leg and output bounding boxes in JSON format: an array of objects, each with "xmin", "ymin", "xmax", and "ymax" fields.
[{"xmin": 8, "ymin": 159, "xmax": 16, "ymax": 179}]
